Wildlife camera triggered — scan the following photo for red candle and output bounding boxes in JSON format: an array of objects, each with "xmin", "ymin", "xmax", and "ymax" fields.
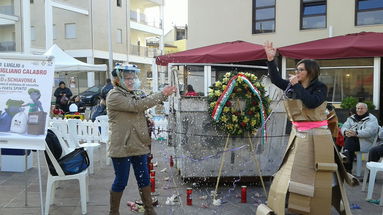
[
  {"xmin": 170, "ymin": 156, "xmax": 174, "ymax": 167},
  {"xmin": 241, "ymin": 186, "xmax": 247, "ymax": 203},
  {"xmin": 186, "ymin": 188, "xmax": 192, "ymax": 206},
  {"xmin": 150, "ymin": 177, "xmax": 155, "ymax": 193},
  {"xmin": 150, "ymin": 170, "xmax": 156, "ymax": 177}
]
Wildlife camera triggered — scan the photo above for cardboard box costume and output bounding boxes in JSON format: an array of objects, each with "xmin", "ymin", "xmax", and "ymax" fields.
[{"xmin": 257, "ymin": 100, "xmax": 358, "ymax": 215}]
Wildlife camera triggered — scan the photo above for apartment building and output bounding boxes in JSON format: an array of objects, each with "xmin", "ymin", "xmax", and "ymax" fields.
[
  {"xmin": 188, "ymin": 0, "xmax": 383, "ymax": 111},
  {"xmin": 0, "ymin": 0, "xmax": 164, "ymax": 93},
  {"xmin": 0, "ymin": 0, "xmax": 28, "ymax": 53}
]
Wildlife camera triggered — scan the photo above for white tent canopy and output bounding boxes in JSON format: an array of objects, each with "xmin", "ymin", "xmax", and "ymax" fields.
[{"xmin": 44, "ymin": 44, "xmax": 107, "ymax": 72}]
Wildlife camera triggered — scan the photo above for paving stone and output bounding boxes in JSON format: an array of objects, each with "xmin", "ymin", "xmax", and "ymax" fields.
[{"xmin": 0, "ymin": 140, "xmax": 379, "ymax": 214}]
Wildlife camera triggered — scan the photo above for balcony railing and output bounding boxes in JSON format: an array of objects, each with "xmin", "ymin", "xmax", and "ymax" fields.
[
  {"xmin": 130, "ymin": 10, "xmax": 162, "ymax": 28},
  {"xmin": 129, "ymin": 44, "xmax": 161, "ymax": 58},
  {"xmin": 0, "ymin": 41, "xmax": 16, "ymax": 52},
  {"xmin": 0, "ymin": 5, "xmax": 14, "ymax": 16}
]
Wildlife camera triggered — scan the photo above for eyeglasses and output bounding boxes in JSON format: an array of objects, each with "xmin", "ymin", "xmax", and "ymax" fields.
[{"xmin": 295, "ymin": 68, "xmax": 306, "ymax": 73}]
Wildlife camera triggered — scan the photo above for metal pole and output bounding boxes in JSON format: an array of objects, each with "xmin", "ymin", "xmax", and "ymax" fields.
[
  {"xmin": 107, "ymin": 0, "xmax": 113, "ymax": 78},
  {"xmin": 22, "ymin": 0, "xmax": 31, "ymax": 53},
  {"xmin": 37, "ymin": 150, "xmax": 44, "ymax": 215},
  {"xmin": 24, "ymin": 150, "xmax": 28, "ymax": 206},
  {"xmin": 44, "ymin": 0, "xmax": 53, "ymax": 49}
]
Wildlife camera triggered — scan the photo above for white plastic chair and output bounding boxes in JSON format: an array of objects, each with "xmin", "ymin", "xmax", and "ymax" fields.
[
  {"xmin": 67, "ymin": 119, "xmax": 100, "ymax": 174},
  {"xmin": 48, "ymin": 127, "xmax": 73, "ymax": 155},
  {"xmin": 44, "ymin": 135, "xmax": 88, "ymax": 215},
  {"xmin": 95, "ymin": 115, "xmax": 110, "ymax": 165},
  {"xmin": 50, "ymin": 120, "xmax": 70, "ymax": 142},
  {"xmin": 356, "ymin": 132, "xmax": 379, "ymax": 177},
  {"xmin": 364, "ymin": 161, "xmax": 383, "ymax": 205}
]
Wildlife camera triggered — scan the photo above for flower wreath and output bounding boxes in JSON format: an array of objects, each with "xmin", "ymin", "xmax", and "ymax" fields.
[{"xmin": 208, "ymin": 72, "xmax": 270, "ymax": 136}]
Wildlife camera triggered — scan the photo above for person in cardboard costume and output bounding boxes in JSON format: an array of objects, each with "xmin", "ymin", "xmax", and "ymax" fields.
[
  {"xmin": 256, "ymin": 42, "xmax": 358, "ymax": 215},
  {"xmin": 0, "ymin": 99, "xmax": 25, "ymax": 132},
  {"xmin": 107, "ymin": 63, "xmax": 176, "ymax": 215}
]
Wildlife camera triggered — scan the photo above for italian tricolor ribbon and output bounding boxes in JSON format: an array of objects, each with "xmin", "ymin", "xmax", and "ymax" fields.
[{"xmin": 211, "ymin": 74, "xmax": 268, "ymax": 143}]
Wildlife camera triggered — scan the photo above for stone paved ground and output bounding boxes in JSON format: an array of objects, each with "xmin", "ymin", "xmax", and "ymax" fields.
[{"xmin": 0, "ymin": 140, "xmax": 381, "ymax": 215}]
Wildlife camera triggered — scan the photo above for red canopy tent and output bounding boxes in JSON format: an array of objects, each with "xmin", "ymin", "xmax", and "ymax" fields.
[
  {"xmin": 278, "ymin": 32, "xmax": 383, "ymax": 59},
  {"xmin": 156, "ymin": 40, "xmax": 266, "ymax": 66}
]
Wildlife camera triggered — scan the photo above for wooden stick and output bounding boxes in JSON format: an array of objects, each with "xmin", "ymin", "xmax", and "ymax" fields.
[
  {"xmin": 335, "ymin": 170, "xmax": 352, "ymax": 215},
  {"xmin": 214, "ymin": 133, "xmax": 231, "ymax": 200},
  {"xmin": 248, "ymin": 133, "xmax": 268, "ymax": 198}
]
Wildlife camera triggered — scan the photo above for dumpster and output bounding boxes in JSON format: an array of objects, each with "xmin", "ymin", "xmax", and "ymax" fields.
[{"xmin": 166, "ymin": 64, "xmax": 290, "ymax": 179}]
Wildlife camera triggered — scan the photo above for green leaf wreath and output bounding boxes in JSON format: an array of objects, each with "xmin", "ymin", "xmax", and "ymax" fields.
[{"xmin": 208, "ymin": 72, "xmax": 271, "ymax": 136}]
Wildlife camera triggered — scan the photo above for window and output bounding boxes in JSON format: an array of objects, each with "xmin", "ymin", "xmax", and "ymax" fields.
[
  {"xmin": 65, "ymin": 23, "xmax": 76, "ymax": 39},
  {"xmin": 53, "ymin": 24, "xmax": 56, "ymax": 40},
  {"xmin": 356, "ymin": 0, "xmax": 383, "ymax": 26},
  {"xmin": 301, "ymin": 0, "xmax": 327, "ymax": 29},
  {"xmin": 31, "ymin": 26, "xmax": 36, "ymax": 41},
  {"xmin": 116, "ymin": 29, "xmax": 122, "ymax": 43},
  {"xmin": 252, "ymin": 0, "xmax": 276, "ymax": 34},
  {"xmin": 117, "ymin": 0, "xmax": 121, "ymax": 7},
  {"xmin": 287, "ymin": 58, "xmax": 374, "ymax": 102}
]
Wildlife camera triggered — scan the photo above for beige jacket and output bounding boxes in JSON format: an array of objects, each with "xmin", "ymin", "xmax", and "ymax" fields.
[{"xmin": 106, "ymin": 87, "xmax": 167, "ymax": 157}]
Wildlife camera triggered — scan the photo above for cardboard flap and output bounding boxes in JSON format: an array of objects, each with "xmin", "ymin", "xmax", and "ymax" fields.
[
  {"xmin": 288, "ymin": 194, "xmax": 311, "ymax": 214},
  {"xmin": 339, "ymin": 153, "xmax": 347, "ymax": 163},
  {"xmin": 289, "ymin": 181, "xmax": 315, "ymax": 197},
  {"xmin": 316, "ymin": 162, "xmax": 337, "ymax": 172},
  {"xmin": 346, "ymin": 172, "xmax": 360, "ymax": 186},
  {"xmin": 256, "ymin": 204, "xmax": 275, "ymax": 215}
]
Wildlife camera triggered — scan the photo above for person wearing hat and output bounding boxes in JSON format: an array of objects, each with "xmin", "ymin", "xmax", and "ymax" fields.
[
  {"xmin": 54, "ymin": 81, "xmax": 72, "ymax": 112},
  {"xmin": 107, "ymin": 64, "xmax": 176, "ymax": 215}
]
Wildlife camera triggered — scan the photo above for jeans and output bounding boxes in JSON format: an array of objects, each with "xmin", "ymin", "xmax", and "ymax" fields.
[
  {"xmin": 343, "ymin": 136, "xmax": 360, "ymax": 173},
  {"xmin": 111, "ymin": 154, "xmax": 150, "ymax": 192},
  {"xmin": 369, "ymin": 144, "xmax": 383, "ymax": 162}
]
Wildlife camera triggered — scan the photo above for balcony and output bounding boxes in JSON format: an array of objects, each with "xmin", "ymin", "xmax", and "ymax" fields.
[
  {"xmin": 0, "ymin": 41, "xmax": 16, "ymax": 52},
  {"xmin": 129, "ymin": 44, "xmax": 161, "ymax": 58},
  {"xmin": 131, "ymin": 0, "xmax": 163, "ymax": 8},
  {"xmin": 0, "ymin": 5, "xmax": 14, "ymax": 16},
  {"xmin": 130, "ymin": 10, "xmax": 162, "ymax": 29}
]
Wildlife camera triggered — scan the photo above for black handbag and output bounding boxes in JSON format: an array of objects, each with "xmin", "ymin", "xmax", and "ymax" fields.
[{"xmin": 58, "ymin": 147, "xmax": 90, "ymax": 175}]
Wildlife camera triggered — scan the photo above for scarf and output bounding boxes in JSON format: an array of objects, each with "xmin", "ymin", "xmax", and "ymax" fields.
[{"xmin": 354, "ymin": 112, "xmax": 369, "ymax": 121}]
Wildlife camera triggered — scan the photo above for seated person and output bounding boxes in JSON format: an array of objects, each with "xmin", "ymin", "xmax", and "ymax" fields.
[
  {"xmin": 184, "ymin": 84, "xmax": 198, "ymax": 96},
  {"xmin": 69, "ymin": 95, "xmax": 86, "ymax": 113},
  {"xmin": 90, "ymin": 98, "xmax": 106, "ymax": 122},
  {"xmin": 326, "ymin": 104, "xmax": 338, "ymax": 142},
  {"xmin": 52, "ymin": 105, "xmax": 64, "ymax": 116},
  {"xmin": 341, "ymin": 102, "xmax": 379, "ymax": 173},
  {"xmin": 368, "ymin": 126, "xmax": 383, "ymax": 162},
  {"xmin": 68, "ymin": 103, "xmax": 79, "ymax": 114}
]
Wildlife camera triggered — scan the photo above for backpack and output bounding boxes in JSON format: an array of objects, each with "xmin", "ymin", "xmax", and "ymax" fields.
[{"xmin": 45, "ymin": 129, "xmax": 89, "ymax": 175}]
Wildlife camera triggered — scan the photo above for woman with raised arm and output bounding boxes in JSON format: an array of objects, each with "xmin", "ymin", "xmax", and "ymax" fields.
[
  {"xmin": 107, "ymin": 64, "xmax": 176, "ymax": 215},
  {"xmin": 256, "ymin": 42, "xmax": 357, "ymax": 215}
]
